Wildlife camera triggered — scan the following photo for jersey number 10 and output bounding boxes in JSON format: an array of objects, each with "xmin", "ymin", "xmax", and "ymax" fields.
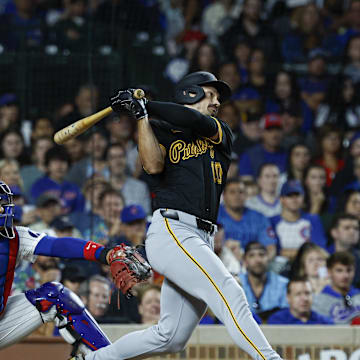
[{"xmin": 211, "ymin": 161, "xmax": 223, "ymax": 184}]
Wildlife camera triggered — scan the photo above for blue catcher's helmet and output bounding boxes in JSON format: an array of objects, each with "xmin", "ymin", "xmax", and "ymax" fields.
[{"xmin": 0, "ymin": 181, "xmax": 15, "ymax": 238}]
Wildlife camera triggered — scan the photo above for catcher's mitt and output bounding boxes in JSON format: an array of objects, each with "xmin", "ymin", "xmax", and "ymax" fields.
[{"xmin": 108, "ymin": 244, "xmax": 152, "ymax": 298}]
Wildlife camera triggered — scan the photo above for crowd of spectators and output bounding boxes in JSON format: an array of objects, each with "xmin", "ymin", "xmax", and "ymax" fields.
[{"xmin": 3, "ymin": 0, "xmax": 360, "ymax": 331}]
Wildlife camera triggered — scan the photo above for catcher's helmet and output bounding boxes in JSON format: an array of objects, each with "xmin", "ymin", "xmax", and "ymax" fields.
[
  {"xmin": 174, "ymin": 71, "xmax": 231, "ymax": 105},
  {"xmin": 0, "ymin": 181, "xmax": 15, "ymax": 238}
]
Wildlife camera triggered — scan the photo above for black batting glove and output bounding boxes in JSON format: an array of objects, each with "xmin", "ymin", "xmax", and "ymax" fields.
[{"xmin": 110, "ymin": 89, "xmax": 148, "ymax": 120}]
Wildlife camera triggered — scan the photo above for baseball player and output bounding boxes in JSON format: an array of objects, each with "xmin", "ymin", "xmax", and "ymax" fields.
[
  {"xmin": 0, "ymin": 181, "xmax": 150, "ymax": 358},
  {"xmin": 80, "ymin": 72, "xmax": 282, "ymax": 360}
]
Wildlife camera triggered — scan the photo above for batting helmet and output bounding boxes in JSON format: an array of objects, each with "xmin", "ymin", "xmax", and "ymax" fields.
[
  {"xmin": 0, "ymin": 181, "xmax": 15, "ymax": 238},
  {"xmin": 174, "ymin": 71, "xmax": 231, "ymax": 105}
]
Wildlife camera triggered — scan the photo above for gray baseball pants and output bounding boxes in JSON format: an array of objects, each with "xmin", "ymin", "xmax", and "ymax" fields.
[{"xmin": 87, "ymin": 209, "xmax": 282, "ymax": 360}]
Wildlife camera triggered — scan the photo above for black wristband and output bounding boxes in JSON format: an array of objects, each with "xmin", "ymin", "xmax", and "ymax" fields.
[{"xmin": 98, "ymin": 247, "xmax": 111, "ymax": 265}]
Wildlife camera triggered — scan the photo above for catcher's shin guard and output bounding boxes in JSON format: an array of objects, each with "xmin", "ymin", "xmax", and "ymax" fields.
[{"xmin": 25, "ymin": 282, "xmax": 111, "ymax": 356}]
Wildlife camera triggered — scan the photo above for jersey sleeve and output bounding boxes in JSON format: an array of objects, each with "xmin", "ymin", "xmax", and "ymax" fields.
[
  {"xmin": 203, "ymin": 117, "xmax": 233, "ymax": 156},
  {"xmin": 16, "ymin": 226, "xmax": 47, "ymax": 263}
]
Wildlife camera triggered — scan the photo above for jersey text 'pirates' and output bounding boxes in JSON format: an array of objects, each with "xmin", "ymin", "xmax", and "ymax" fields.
[{"xmin": 147, "ymin": 116, "xmax": 233, "ymax": 223}]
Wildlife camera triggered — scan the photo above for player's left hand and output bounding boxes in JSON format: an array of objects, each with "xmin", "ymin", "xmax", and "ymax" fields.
[
  {"xmin": 107, "ymin": 243, "xmax": 152, "ymax": 298},
  {"xmin": 110, "ymin": 89, "xmax": 148, "ymax": 120}
]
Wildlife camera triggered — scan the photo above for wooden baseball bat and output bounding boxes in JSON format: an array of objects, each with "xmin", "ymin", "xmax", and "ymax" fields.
[{"xmin": 54, "ymin": 88, "xmax": 145, "ymax": 145}]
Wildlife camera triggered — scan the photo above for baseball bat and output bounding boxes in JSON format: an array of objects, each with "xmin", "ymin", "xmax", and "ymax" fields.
[{"xmin": 54, "ymin": 88, "xmax": 145, "ymax": 145}]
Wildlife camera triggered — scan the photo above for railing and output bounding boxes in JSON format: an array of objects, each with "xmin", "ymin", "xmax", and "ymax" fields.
[{"xmin": 2, "ymin": 325, "xmax": 359, "ymax": 360}]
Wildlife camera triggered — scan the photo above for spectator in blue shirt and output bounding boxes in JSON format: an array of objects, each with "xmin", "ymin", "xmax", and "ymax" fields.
[
  {"xmin": 327, "ymin": 213, "xmax": 360, "ymax": 288},
  {"xmin": 270, "ymin": 180, "xmax": 328, "ymax": 261},
  {"xmin": 238, "ymin": 113, "xmax": 287, "ymax": 178},
  {"xmin": 268, "ymin": 276, "xmax": 333, "ymax": 325},
  {"xmin": 218, "ymin": 178, "xmax": 276, "ymax": 259},
  {"xmin": 239, "ymin": 242, "xmax": 288, "ymax": 318},
  {"xmin": 30, "ymin": 146, "xmax": 85, "ymax": 214},
  {"xmin": 312, "ymin": 251, "xmax": 360, "ymax": 324}
]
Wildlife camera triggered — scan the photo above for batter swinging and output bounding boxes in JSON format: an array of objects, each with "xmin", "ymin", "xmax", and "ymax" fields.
[{"xmin": 79, "ymin": 71, "xmax": 283, "ymax": 360}]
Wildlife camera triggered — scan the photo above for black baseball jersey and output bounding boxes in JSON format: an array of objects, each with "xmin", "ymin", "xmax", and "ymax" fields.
[{"xmin": 146, "ymin": 116, "xmax": 233, "ymax": 223}]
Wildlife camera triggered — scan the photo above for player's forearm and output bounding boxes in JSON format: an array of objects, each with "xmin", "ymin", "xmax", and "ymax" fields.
[
  {"xmin": 34, "ymin": 235, "xmax": 109, "ymax": 263},
  {"xmin": 147, "ymin": 101, "xmax": 218, "ymax": 137},
  {"xmin": 138, "ymin": 116, "xmax": 165, "ymax": 174}
]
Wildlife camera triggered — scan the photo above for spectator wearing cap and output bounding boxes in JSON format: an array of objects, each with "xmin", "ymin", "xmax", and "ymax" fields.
[
  {"xmin": 51, "ymin": 214, "xmax": 101, "ymax": 277},
  {"xmin": 270, "ymin": 180, "xmax": 328, "ymax": 262},
  {"xmin": 49, "ymin": 214, "xmax": 82, "ymax": 238},
  {"xmin": 20, "ymin": 136, "xmax": 54, "ymax": 200},
  {"xmin": 246, "ymin": 163, "xmax": 282, "ymax": 218},
  {"xmin": 238, "ymin": 113, "xmax": 287, "ymax": 179},
  {"xmin": 104, "ymin": 143, "xmax": 151, "ymax": 214},
  {"xmin": 109, "ymin": 204, "xmax": 147, "ymax": 248},
  {"xmin": 267, "ymin": 276, "xmax": 333, "ymax": 325},
  {"xmin": 61, "ymin": 264, "xmax": 87, "ymax": 295},
  {"xmin": 66, "ymin": 129, "xmax": 108, "ymax": 189},
  {"xmin": 218, "ymin": 178, "xmax": 277, "ymax": 260},
  {"xmin": 239, "ymin": 241, "xmax": 288, "ymax": 319},
  {"xmin": 298, "ymin": 48, "xmax": 332, "ymax": 132},
  {"xmin": 30, "ymin": 146, "xmax": 85, "ymax": 214},
  {"xmin": 0, "ymin": 93, "xmax": 20, "ymax": 133},
  {"xmin": 31, "ymin": 193, "xmax": 63, "ymax": 232}
]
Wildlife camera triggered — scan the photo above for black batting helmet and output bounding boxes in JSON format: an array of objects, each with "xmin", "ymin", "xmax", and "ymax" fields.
[{"xmin": 174, "ymin": 71, "xmax": 231, "ymax": 105}]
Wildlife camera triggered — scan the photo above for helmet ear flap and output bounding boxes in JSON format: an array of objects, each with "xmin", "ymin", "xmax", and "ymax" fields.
[{"xmin": 174, "ymin": 85, "xmax": 205, "ymax": 104}]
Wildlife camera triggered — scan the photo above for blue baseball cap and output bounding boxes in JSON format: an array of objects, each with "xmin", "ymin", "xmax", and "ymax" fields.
[
  {"xmin": 121, "ymin": 204, "xmax": 146, "ymax": 224},
  {"xmin": 0, "ymin": 93, "xmax": 17, "ymax": 106},
  {"xmin": 280, "ymin": 180, "xmax": 304, "ymax": 197}
]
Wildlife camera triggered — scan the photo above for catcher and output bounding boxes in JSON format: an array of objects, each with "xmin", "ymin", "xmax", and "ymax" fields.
[{"xmin": 0, "ymin": 180, "xmax": 151, "ymax": 358}]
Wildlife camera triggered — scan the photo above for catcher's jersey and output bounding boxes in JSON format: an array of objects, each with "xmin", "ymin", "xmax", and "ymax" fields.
[
  {"xmin": 147, "ymin": 117, "xmax": 233, "ymax": 223},
  {"xmin": 0, "ymin": 227, "xmax": 45, "ymax": 314}
]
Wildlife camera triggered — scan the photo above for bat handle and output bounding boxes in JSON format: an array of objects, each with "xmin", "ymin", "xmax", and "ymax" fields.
[{"xmin": 133, "ymin": 88, "xmax": 145, "ymax": 99}]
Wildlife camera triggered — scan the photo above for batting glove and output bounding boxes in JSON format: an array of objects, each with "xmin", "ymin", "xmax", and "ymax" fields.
[{"xmin": 110, "ymin": 89, "xmax": 148, "ymax": 120}]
